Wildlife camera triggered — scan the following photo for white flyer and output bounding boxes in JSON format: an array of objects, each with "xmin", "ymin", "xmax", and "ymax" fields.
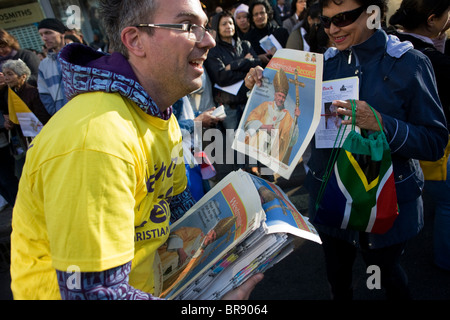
[{"xmin": 315, "ymin": 76, "xmax": 359, "ymax": 149}]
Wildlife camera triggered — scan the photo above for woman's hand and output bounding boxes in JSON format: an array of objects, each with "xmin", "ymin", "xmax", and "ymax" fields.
[
  {"xmin": 245, "ymin": 66, "xmax": 264, "ymax": 90},
  {"xmin": 334, "ymin": 99, "xmax": 384, "ymax": 132}
]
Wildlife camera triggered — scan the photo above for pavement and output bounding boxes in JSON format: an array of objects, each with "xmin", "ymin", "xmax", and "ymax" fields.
[{"xmin": 0, "ymin": 162, "xmax": 449, "ymax": 301}]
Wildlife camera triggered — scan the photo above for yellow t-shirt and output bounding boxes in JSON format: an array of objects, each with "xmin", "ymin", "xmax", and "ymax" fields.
[{"xmin": 10, "ymin": 92, "xmax": 187, "ymax": 299}]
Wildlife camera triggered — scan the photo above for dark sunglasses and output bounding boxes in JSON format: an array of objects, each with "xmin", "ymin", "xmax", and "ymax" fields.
[{"xmin": 319, "ymin": 6, "xmax": 366, "ymax": 29}]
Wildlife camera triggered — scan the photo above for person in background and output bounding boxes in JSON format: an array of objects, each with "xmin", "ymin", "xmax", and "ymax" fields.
[
  {"xmin": 2, "ymin": 60, "xmax": 52, "ymax": 179},
  {"xmin": 0, "ymin": 29, "xmax": 42, "ymax": 180},
  {"xmin": 2, "ymin": 59, "xmax": 51, "ymax": 126},
  {"xmin": 90, "ymin": 32, "xmax": 107, "ymax": 51},
  {"xmin": 205, "ymin": 10, "xmax": 262, "ymax": 177},
  {"xmin": 64, "ymin": 34, "xmax": 81, "ymax": 46},
  {"xmin": 244, "ymin": 0, "xmax": 290, "ymax": 66},
  {"xmin": 286, "ymin": 1, "xmax": 322, "ymax": 51},
  {"xmin": 0, "ymin": 71, "xmax": 19, "ymax": 208},
  {"xmin": 0, "ymin": 29, "xmax": 41, "ymax": 86},
  {"xmin": 37, "ymin": 18, "xmax": 68, "ymax": 117},
  {"xmin": 275, "ymin": 0, "xmax": 291, "ymax": 24},
  {"xmin": 234, "ymin": 4, "xmax": 252, "ymax": 38},
  {"xmin": 65, "ymin": 28, "xmax": 89, "ymax": 46},
  {"xmin": 188, "ymin": 70, "xmax": 216, "ymax": 115},
  {"xmin": 206, "ymin": 10, "xmax": 262, "ymax": 132},
  {"xmin": 10, "ymin": 0, "xmax": 262, "ymax": 300},
  {"xmin": 36, "ymin": 52, "xmax": 46, "ymax": 61},
  {"xmin": 172, "ymin": 95, "xmax": 220, "ymax": 201},
  {"xmin": 283, "ymin": 0, "xmax": 308, "ymax": 34},
  {"xmin": 389, "ymin": 0, "xmax": 450, "ymax": 272}
]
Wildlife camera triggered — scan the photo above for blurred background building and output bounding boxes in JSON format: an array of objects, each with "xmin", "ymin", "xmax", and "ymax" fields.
[{"xmin": 1, "ymin": 0, "xmax": 106, "ymax": 53}]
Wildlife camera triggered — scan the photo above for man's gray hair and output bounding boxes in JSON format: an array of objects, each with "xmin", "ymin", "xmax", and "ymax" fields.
[
  {"xmin": 98, "ymin": 0, "xmax": 159, "ymax": 58},
  {"xmin": 2, "ymin": 59, "xmax": 31, "ymax": 81}
]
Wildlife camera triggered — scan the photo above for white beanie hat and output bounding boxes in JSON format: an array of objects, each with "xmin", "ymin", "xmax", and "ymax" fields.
[{"xmin": 234, "ymin": 4, "xmax": 249, "ymax": 19}]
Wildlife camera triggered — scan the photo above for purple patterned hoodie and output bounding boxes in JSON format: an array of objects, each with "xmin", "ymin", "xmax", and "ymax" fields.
[{"xmin": 58, "ymin": 43, "xmax": 172, "ymax": 120}]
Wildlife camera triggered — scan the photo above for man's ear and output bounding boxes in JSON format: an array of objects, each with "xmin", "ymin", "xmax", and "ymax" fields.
[
  {"xmin": 427, "ymin": 14, "xmax": 436, "ymax": 27},
  {"xmin": 121, "ymin": 26, "xmax": 146, "ymax": 57},
  {"xmin": 427, "ymin": 13, "xmax": 443, "ymax": 31}
]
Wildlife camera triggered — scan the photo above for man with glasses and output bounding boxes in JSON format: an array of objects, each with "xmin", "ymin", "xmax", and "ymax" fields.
[{"xmin": 10, "ymin": 0, "xmax": 263, "ymax": 300}]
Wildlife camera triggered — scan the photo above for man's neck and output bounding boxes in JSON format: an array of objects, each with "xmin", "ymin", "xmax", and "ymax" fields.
[{"xmin": 129, "ymin": 62, "xmax": 172, "ymax": 112}]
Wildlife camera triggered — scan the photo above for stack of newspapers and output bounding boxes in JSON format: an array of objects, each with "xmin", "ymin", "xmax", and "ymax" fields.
[{"xmin": 158, "ymin": 170, "xmax": 321, "ymax": 300}]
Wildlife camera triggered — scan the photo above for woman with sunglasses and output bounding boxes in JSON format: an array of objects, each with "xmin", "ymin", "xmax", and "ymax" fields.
[
  {"xmin": 304, "ymin": 0, "xmax": 448, "ymax": 300},
  {"xmin": 389, "ymin": 0, "xmax": 450, "ymax": 273},
  {"xmin": 244, "ymin": 0, "xmax": 448, "ymax": 299}
]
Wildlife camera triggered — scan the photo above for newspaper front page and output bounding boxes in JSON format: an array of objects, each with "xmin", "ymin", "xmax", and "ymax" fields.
[
  {"xmin": 232, "ymin": 49, "xmax": 323, "ymax": 179},
  {"xmin": 159, "ymin": 170, "xmax": 320, "ymax": 300}
]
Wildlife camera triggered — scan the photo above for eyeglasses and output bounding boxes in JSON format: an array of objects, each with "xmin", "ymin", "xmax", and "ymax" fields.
[
  {"xmin": 253, "ymin": 11, "xmax": 267, "ymax": 17},
  {"xmin": 135, "ymin": 23, "xmax": 210, "ymax": 42},
  {"xmin": 319, "ymin": 6, "xmax": 366, "ymax": 29}
]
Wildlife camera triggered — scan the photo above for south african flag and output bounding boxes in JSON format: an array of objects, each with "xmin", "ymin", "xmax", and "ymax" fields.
[{"xmin": 315, "ymin": 129, "xmax": 399, "ymax": 234}]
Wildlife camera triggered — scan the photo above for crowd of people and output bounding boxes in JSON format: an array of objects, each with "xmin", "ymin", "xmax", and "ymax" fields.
[{"xmin": 0, "ymin": 0, "xmax": 448, "ymax": 301}]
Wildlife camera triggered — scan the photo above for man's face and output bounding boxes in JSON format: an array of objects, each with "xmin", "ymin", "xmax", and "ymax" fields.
[
  {"xmin": 274, "ymin": 92, "xmax": 286, "ymax": 109},
  {"xmin": 252, "ymin": 4, "xmax": 268, "ymax": 29},
  {"xmin": 136, "ymin": 0, "xmax": 215, "ymax": 106},
  {"xmin": 39, "ymin": 28, "xmax": 64, "ymax": 52}
]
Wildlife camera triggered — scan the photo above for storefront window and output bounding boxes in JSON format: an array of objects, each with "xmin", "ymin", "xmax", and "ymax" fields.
[{"xmin": 47, "ymin": 0, "xmax": 107, "ymax": 50}]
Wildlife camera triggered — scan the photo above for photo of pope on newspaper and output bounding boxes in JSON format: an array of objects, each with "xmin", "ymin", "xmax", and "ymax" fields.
[{"xmin": 233, "ymin": 49, "xmax": 323, "ymax": 179}]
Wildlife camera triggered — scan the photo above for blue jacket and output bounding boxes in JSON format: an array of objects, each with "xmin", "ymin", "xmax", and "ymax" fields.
[
  {"xmin": 305, "ymin": 29, "xmax": 449, "ymax": 249},
  {"xmin": 37, "ymin": 51, "xmax": 67, "ymax": 116}
]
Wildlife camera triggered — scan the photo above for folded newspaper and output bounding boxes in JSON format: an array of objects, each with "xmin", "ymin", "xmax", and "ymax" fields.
[{"xmin": 158, "ymin": 170, "xmax": 321, "ymax": 300}]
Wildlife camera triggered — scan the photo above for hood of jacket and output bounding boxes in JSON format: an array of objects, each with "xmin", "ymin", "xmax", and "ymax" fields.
[{"xmin": 58, "ymin": 43, "xmax": 171, "ymax": 120}]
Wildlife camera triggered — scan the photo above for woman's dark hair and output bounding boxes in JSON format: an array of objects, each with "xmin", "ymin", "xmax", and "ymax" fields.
[
  {"xmin": 210, "ymin": 10, "xmax": 237, "ymax": 41},
  {"xmin": 290, "ymin": 0, "xmax": 308, "ymax": 21},
  {"xmin": 248, "ymin": 0, "xmax": 274, "ymax": 27},
  {"xmin": 389, "ymin": 0, "xmax": 450, "ymax": 30},
  {"xmin": 318, "ymin": 0, "xmax": 388, "ymax": 19},
  {"xmin": 305, "ymin": 2, "xmax": 330, "ymax": 53}
]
